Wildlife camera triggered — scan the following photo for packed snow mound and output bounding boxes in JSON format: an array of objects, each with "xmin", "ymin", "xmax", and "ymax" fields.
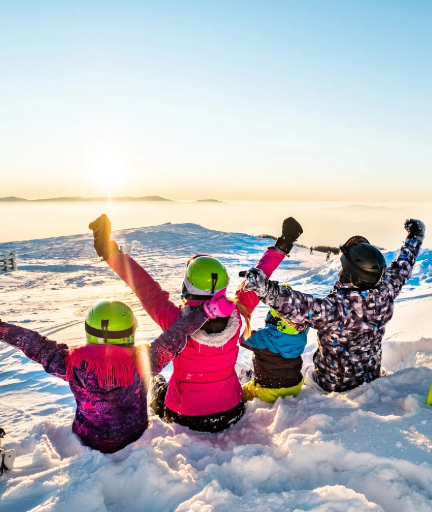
[
  {"xmin": 178, "ymin": 482, "xmax": 385, "ymax": 511},
  {"xmin": 1, "ymin": 223, "xmax": 432, "ymax": 512}
]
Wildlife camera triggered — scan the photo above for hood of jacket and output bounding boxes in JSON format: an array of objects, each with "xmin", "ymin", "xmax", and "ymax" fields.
[
  {"xmin": 181, "ymin": 306, "xmax": 241, "ymax": 348},
  {"xmin": 246, "ymin": 325, "xmax": 308, "ymax": 359}
]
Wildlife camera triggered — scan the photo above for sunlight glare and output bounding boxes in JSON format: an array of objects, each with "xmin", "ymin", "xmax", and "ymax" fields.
[{"xmin": 87, "ymin": 151, "xmax": 126, "ymax": 198}]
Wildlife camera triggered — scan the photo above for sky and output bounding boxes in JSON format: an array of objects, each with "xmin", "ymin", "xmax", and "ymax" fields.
[{"xmin": 0, "ymin": 0, "xmax": 431, "ymax": 201}]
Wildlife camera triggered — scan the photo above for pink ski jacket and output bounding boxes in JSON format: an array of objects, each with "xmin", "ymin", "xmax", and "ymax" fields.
[{"xmin": 107, "ymin": 247, "xmax": 284, "ymax": 416}]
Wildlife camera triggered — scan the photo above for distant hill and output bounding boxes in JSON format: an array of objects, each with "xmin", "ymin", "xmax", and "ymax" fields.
[
  {"xmin": 0, "ymin": 196, "xmax": 173, "ymax": 203},
  {"xmin": 0, "ymin": 196, "xmax": 231, "ymax": 203},
  {"xmin": 0, "ymin": 196, "xmax": 27, "ymax": 202},
  {"xmin": 35, "ymin": 196, "xmax": 173, "ymax": 202},
  {"xmin": 193, "ymin": 199, "xmax": 225, "ymax": 204}
]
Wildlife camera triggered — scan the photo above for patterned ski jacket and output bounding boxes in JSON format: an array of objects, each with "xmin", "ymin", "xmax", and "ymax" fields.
[
  {"xmin": 253, "ymin": 232, "xmax": 424, "ymax": 392},
  {"xmin": 0, "ymin": 308, "xmax": 208, "ymax": 453}
]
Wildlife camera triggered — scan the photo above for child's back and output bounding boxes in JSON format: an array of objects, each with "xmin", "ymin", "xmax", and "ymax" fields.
[
  {"xmin": 242, "ymin": 219, "xmax": 426, "ymax": 393},
  {"xmin": 0, "ymin": 301, "xmax": 211, "ymax": 453},
  {"xmin": 67, "ymin": 345, "xmax": 148, "ymax": 453},
  {"xmin": 241, "ymin": 303, "xmax": 309, "ymax": 402}
]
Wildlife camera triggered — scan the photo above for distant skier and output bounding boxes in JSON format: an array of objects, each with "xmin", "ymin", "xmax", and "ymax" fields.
[
  {"xmin": 89, "ymin": 214, "xmax": 303, "ymax": 432},
  {"xmin": 310, "ymin": 246, "xmax": 313, "ymax": 255},
  {"xmin": 0, "ymin": 297, "xmax": 232, "ymax": 453},
  {"xmin": 241, "ymin": 284, "xmax": 309, "ymax": 403},
  {"xmin": 326, "ymin": 251, "xmax": 331, "ymax": 261},
  {"xmin": 241, "ymin": 219, "xmax": 425, "ymax": 392}
]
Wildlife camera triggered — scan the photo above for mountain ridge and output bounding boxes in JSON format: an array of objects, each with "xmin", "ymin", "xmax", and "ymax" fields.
[{"xmin": 0, "ymin": 196, "xmax": 225, "ymax": 203}]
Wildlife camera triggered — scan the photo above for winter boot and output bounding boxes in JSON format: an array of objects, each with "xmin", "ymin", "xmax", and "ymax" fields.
[
  {"xmin": 0, "ymin": 428, "xmax": 16, "ymax": 477},
  {"xmin": 150, "ymin": 374, "xmax": 168, "ymax": 418}
]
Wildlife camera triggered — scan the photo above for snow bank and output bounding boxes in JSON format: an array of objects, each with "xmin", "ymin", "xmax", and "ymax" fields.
[
  {"xmin": 177, "ymin": 482, "xmax": 384, "ymax": 511},
  {"xmin": 1, "ymin": 224, "xmax": 431, "ymax": 512}
]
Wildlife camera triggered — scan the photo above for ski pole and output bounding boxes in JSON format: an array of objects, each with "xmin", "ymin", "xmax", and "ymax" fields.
[{"xmin": 427, "ymin": 381, "xmax": 432, "ymax": 406}]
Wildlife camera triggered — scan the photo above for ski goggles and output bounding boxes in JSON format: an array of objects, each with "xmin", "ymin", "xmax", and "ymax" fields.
[
  {"xmin": 266, "ymin": 309, "xmax": 308, "ymax": 334},
  {"xmin": 182, "ymin": 276, "xmax": 227, "ymax": 297}
]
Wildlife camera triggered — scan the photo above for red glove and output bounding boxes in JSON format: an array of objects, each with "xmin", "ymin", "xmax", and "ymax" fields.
[{"xmin": 203, "ymin": 290, "xmax": 235, "ymax": 319}]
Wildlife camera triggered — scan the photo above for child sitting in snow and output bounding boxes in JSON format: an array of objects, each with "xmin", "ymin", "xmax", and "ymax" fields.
[
  {"xmin": 89, "ymin": 215, "xmax": 303, "ymax": 432},
  {"xmin": 241, "ymin": 284, "xmax": 309, "ymax": 403},
  {"xmin": 0, "ymin": 295, "xmax": 232, "ymax": 453},
  {"xmin": 242, "ymin": 219, "xmax": 425, "ymax": 393}
]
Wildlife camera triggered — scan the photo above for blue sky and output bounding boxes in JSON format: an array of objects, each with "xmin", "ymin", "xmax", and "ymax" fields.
[{"xmin": 0, "ymin": 1, "xmax": 431, "ymax": 200}]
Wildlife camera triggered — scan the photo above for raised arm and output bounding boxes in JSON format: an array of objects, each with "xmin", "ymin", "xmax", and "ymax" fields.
[
  {"xmin": 236, "ymin": 246, "xmax": 285, "ymax": 312},
  {"xmin": 380, "ymin": 219, "xmax": 425, "ymax": 298},
  {"xmin": 146, "ymin": 291, "xmax": 236, "ymax": 374},
  {"xmin": 89, "ymin": 214, "xmax": 180, "ymax": 331},
  {"xmin": 107, "ymin": 253, "xmax": 180, "ymax": 331},
  {"xmin": 0, "ymin": 321, "xmax": 69, "ymax": 380},
  {"xmin": 147, "ymin": 307, "xmax": 209, "ymax": 374},
  {"xmin": 241, "ymin": 269, "xmax": 338, "ymax": 329},
  {"xmin": 236, "ymin": 217, "xmax": 303, "ymax": 313}
]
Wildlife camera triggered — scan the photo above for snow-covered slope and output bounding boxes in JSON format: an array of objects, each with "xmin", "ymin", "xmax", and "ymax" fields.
[{"xmin": 0, "ymin": 223, "xmax": 431, "ymax": 512}]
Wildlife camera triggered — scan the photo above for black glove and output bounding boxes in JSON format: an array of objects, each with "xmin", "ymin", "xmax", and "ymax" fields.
[
  {"xmin": 275, "ymin": 217, "xmax": 303, "ymax": 255},
  {"xmin": 243, "ymin": 268, "xmax": 270, "ymax": 296},
  {"xmin": 0, "ymin": 427, "xmax": 5, "ymax": 438},
  {"xmin": 243, "ymin": 268, "xmax": 281, "ymax": 304},
  {"xmin": 404, "ymin": 219, "xmax": 425, "ymax": 240},
  {"xmin": 88, "ymin": 214, "xmax": 119, "ymax": 261}
]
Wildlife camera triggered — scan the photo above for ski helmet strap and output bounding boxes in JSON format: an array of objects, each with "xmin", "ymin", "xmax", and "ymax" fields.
[
  {"xmin": 101, "ymin": 319, "xmax": 109, "ymax": 343},
  {"xmin": 211, "ymin": 273, "xmax": 218, "ymax": 293},
  {"xmin": 85, "ymin": 320, "xmax": 137, "ymax": 340}
]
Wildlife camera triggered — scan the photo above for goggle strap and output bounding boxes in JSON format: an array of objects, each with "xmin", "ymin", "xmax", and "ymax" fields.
[
  {"xmin": 186, "ymin": 254, "xmax": 212, "ymax": 267},
  {"xmin": 183, "ymin": 276, "xmax": 228, "ymax": 296},
  {"xmin": 266, "ymin": 310, "xmax": 308, "ymax": 333},
  {"xmin": 85, "ymin": 319, "xmax": 137, "ymax": 340},
  {"xmin": 340, "ymin": 236, "xmax": 370, "ymax": 256},
  {"xmin": 340, "ymin": 235, "xmax": 385, "ymax": 278}
]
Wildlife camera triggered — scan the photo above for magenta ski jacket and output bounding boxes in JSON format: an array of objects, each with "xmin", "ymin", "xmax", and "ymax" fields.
[
  {"xmin": 0, "ymin": 308, "xmax": 208, "ymax": 453},
  {"xmin": 107, "ymin": 247, "xmax": 285, "ymax": 416}
]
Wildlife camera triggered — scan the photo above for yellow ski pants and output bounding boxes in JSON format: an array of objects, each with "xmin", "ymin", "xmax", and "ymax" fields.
[{"xmin": 242, "ymin": 378, "xmax": 303, "ymax": 403}]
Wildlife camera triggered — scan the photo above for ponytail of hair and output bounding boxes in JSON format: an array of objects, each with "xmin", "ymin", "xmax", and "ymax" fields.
[{"xmin": 229, "ymin": 297, "xmax": 251, "ymax": 339}]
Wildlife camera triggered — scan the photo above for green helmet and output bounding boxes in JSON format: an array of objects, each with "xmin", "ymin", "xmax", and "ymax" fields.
[
  {"xmin": 85, "ymin": 301, "xmax": 137, "ymax": 345},
  {"xmin": 265, "ymin": 285, "xmax": 304, "ymax": 335},
  {"xmin": 182, "ymin": 255, "xmax": 229, "ymax": 298}
]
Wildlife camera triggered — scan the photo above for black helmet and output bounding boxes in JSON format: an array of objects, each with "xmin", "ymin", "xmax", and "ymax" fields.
[{"xmin": 339, "ymin": 236, "xmax": 387, "ymax": 290}]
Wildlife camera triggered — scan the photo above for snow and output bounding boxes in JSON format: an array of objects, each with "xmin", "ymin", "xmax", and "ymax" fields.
[{"xmin": 1, "ymin": 223, "xmax": 431, "ymax": 512}]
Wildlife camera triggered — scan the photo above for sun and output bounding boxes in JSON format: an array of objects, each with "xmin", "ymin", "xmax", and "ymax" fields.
[{"xmin": 87, "ymin": 151, "xmax": 126, "ymax": 198}]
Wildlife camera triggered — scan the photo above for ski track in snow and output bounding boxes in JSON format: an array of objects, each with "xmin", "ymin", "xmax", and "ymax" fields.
[{"xmin": 0, "ymin": 223, "xmax": 432, "ymax": 512}]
